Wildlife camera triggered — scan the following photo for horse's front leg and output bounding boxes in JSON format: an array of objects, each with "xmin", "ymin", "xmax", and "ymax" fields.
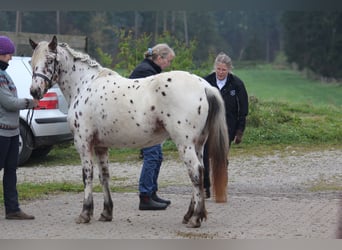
[
  {"xmin": 95, "ymin": 147, "xmax": 113, "ymax": 222},
  {"xmin": 181, "ymin": 148, "xmax": 207, "ymax": 228},
  {"xmin": 75, "ymin": 152, "xmax": 95, "ymax": 224}
]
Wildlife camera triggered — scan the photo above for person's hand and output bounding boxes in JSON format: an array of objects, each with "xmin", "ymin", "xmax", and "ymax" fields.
[
  {"xmin": 33, "ymin": 99, "xmax": 39, "ymax": 108},
  {"xmin": 234, "ymin": 130, "xmax": 243, "ymax": 144}
]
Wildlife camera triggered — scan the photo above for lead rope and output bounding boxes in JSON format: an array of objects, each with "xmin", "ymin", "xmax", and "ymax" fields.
[{"xmin": 25, "ymin": 108, "xmax": 35, "ymax": 150}]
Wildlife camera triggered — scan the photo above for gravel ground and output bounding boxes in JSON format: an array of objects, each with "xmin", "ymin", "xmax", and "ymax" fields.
[{"xmin": 0, "ymin": 147, "xmax": 341, "ymax": 239}]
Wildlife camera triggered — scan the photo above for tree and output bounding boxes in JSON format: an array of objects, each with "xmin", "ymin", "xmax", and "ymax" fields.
[
  {"xmin": 0, "ymin": 10, "xmax": 283, "ymax": 65},
  {"xmin": 114, "ymin": 30, "xmax": 198, "ymax": 75},
  {"xmin": 282, "ymin": 11, "xmax": 342, "ymax": 79},
  {"xmin": 214, "ymin": 11, "xmax": 282, "ymax": 62}
]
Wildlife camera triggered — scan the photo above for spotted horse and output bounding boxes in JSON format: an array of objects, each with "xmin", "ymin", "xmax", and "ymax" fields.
[{"xmin": 29, "ymin": 36, "xmax": 229, "ymax": 228}]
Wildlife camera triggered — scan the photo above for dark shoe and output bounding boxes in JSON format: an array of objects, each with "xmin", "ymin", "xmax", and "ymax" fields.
[
  {"xmin": 151, "ymin": 192, "xmax": 171, "ymax": 205},
  {"xmin": 205, "ymin": 188, "xmax": 211, "ymax": 199},
  {"xmin": 6, "ymin": 210, "xmax": 35, "ymax": 220},
  {"xmin": 139, "ymin": 149, "xmax": 144, "ymax": 159},
  {"xmin": 139, "ymin": 195, "xmax": 167, "ymax": 210}
]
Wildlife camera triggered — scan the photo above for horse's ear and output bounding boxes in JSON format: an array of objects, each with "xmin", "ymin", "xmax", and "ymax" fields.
[
  {"xmin": 48, "ymin": 36, "xmax": 58, "ymax": 51},
  {"xmin": 29, "ymin": 38, "xmax": 38, "ymax": 50}
]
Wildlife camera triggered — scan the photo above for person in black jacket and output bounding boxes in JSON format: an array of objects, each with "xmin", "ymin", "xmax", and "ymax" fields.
[
  {"xmin": 129, "ymin": 44, "xmax": 175, "ymax": 210},
  {"xmin": 203, "ymin": 52, "xmax": 249, "ymax": 199}
]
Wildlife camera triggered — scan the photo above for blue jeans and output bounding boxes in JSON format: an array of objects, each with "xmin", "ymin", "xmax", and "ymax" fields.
[
  {"xmin": 139, "ymin": 144, "xmax": 163, "ymax": 196},
  {"xmin": 0, "ymin": 135, "xmax": 20, "ymax": 214}
]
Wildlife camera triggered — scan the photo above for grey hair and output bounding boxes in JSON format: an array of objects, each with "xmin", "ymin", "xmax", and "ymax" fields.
[
  {"xmin": 214, "ymin": 52, "xmax": 233, "ymax": 71},
  {"xmin": 144, "ymin": 43, "xmax": 175, "ymax": 60}
]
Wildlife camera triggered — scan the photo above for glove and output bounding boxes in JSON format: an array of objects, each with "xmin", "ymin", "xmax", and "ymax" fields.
[{"xmin": 234, "ymin": 130, "xmax": 243, "ymax": 144}]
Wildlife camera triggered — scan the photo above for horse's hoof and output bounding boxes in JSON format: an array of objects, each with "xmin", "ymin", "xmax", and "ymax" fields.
[
  {"xmin": 98, "ymin": 213, "xmax": 112, "ymax": 222},
  {"xmin": 186, "ymin": 219, "xmax": 201, "ymax": 228},
  {"xmin": 75, "ymin": 214, "xmax": 91, "ymax": 224},
  {"xmin": 182, "ymin": 218, "xmax": 189, "ymax": 224}
]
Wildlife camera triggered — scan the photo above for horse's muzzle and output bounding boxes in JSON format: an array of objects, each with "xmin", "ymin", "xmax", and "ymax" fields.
[{"xmin": 30, "ymin": 87, "xmax": 43, "ymax": 100}]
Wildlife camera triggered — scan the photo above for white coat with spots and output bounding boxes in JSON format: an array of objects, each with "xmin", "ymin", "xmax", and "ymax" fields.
[{"xmin": 29, "ymin": 36, "xmax": 229, "ymax": 228}]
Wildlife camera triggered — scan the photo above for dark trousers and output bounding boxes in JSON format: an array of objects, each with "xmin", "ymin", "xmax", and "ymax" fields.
[
  {"xmin": 0, "ymin": 135, "xmax": 20, "ymax": 214},
  {"xmin": 203, "ymin": 142, "xmax": 211, "ymax": 191}
]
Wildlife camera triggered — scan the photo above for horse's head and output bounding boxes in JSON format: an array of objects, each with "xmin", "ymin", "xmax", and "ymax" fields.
[{"xmin": 29, "ymin": 36, "xmax": 59, "ymax": 100}]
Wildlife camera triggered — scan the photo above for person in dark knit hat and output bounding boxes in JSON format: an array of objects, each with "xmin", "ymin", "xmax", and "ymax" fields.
[{"xmin": 0, "ymin": 35, "xmax": 38, "ymax": 220}]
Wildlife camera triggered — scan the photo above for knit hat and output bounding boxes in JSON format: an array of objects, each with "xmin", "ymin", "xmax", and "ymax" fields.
[{"xmin": 0, "ymin": 36, "xmax": 15, "ymax": 55}]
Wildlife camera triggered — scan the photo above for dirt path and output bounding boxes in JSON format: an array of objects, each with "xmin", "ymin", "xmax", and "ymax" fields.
[{"xmin": 0, "ymin": 148, "xmax": 341, "ymax": 239}]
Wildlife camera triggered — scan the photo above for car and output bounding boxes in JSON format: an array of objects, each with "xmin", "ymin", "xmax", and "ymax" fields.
[{"xmin": 7, "ymin": 56, "xmax": 73, "ymax": 166}]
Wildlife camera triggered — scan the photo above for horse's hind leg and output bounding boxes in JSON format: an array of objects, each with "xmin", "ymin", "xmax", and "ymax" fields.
[
  {"xmin": 180, "ymin": 146, "xmax": 207, "ymax": 228},
  {"xmin": 182, "ymin": 195, "xmax": 195, "ymax": 224},
  {"xmin": 75, "ymin": 144, "xmax": 95, "ymax": 224},
  {"xmin": 95, "ymin": 147, "xmax": 113, "ymax": 222}
]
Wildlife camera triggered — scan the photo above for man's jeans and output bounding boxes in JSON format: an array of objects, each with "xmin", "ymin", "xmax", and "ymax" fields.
[{"xmin": 139, "ymin": 144, "xmax": 163, "ymax": 196}]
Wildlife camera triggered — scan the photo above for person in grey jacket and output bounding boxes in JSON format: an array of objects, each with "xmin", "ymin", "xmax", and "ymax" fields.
[{"xmin": 0, "ymin": 35, "xmax": 38, "ymax": 220}]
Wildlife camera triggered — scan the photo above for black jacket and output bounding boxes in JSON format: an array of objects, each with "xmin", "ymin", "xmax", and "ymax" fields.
[
  {"xmin": 129, "ymin": 59, "xmax": 162, "ymax": 79},
  {"xmin": 204, "ymin": 72, "xmax": 249, "ymax": 141}
]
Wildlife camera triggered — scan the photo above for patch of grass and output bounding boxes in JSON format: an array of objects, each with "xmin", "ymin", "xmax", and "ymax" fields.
[
  {"xmin": 245, "ymin": 97, "xmax": 342, "ymax": 146},
  {"xmin": 0, "ymin": 182, "xmax": 83, "ymax": 204},
  {"xmin": 25, "ymin": 142, "xmax": 81, "ymax": 166},
  {"xmin": 229, "ymin": 144, "xmax": 342, "ymax": 158},
  {"xmin": 175, "ymin": 231, "xmax": 219, "ymax": 239},
  {"xmin": 236, "ymin": 65, "xmax": 342, "ymax": 107},
  {"xmin": 308, "ymin": 174, "xmax": 342, "ymax": 192},
  {"xmin": 23, "ymin": 140, "xmax": 180, "ymax": 167},
  {"xmin": 0, "ymin": 181, "xmax": 136, "ymax": 205}
]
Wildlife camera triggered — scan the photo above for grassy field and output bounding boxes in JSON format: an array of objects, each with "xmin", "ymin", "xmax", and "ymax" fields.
[
  {"xmin": 234, "ymin": 65, "xmax": 341, "ymax": 147},
  {"xmin": 235, "ymin": 64, "xmax": 342, "ymax": 107}
]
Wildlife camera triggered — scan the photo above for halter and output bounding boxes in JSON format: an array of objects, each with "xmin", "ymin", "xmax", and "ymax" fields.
[
  {"xmin": 32, "ymin": 50, "xmax": 58, "ymax": 88},
  {"xmin": 32, "ymin": 72, "xmax": 54, "ymax": 86}
]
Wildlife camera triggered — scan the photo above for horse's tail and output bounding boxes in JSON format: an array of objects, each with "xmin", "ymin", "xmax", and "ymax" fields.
[{"xmin": 204, "ymin": 87, "xmax": 229, "ymax": 203}]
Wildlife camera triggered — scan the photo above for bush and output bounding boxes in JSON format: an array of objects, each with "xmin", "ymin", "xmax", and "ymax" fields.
[
  {"xmin": 244, "ymin": 98, "xmax": 342, "ymax": 145},
  {"xmin": 112, "ymin": 30, "xmax": 201, "ymax": 76}
]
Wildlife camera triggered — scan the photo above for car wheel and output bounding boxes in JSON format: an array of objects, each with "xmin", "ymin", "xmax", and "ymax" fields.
[
  {"xmin": 31, "ymin": 145, "xmax": 53, "ymax": 158},
  {"xmin": 19, "ymin": 123, "xmax": 33, "ymax": 166}
]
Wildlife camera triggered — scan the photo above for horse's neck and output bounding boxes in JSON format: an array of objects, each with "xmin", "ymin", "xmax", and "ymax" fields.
[{"xmin": 58, "ymin": 56, "xmax": 102, "ymax": 105}]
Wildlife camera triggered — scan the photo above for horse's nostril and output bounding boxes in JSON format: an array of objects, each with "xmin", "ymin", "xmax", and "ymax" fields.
[{"xmin": 30, "ymin": 89, "xmax": 40, "ymax": 99}]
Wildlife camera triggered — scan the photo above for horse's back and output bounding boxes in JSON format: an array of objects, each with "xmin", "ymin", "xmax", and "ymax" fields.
[
  {"xmin": 155, "ymin": 70, "xmax": 209, "ymax": 89},
  {"xmin": 151, "ymin": 70, "xmax": 210, "ymax": 105},
  {"xmin": 69, "ymin": 69, "xmax": 212, "ymax": 148},
  {"xmin": 88, "ymin": 70, "xmax": 209, "ymax": 112}
]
